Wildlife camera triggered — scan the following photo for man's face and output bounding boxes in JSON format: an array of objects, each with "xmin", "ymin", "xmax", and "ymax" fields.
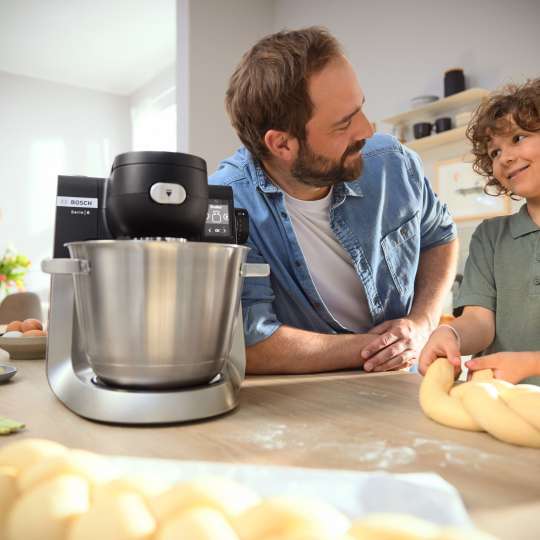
[{"xmin": 291, "ymin": 55, "xmax": 374, "ymax": 188}]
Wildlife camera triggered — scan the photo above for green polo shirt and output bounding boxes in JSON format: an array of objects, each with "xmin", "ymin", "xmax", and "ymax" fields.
[{"xmin": 454, "ymin": 204, "xmax": 540, "ymax": 385}]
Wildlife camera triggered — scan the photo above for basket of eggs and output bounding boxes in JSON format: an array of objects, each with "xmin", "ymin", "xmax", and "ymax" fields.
[{"xmin": 0, "ymin": 319, "xmax": 47, "ymax": 360}]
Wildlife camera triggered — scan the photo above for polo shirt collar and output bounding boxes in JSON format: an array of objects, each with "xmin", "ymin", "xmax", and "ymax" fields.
[{"xmin": 510, "ymin": 204, "xmax": 540, "ymax": 238}]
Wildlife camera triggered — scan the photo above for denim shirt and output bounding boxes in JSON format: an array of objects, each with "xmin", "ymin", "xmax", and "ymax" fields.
[{"xmin": 209, "ymin": 133, "xmax": 456, "ymax": 347}]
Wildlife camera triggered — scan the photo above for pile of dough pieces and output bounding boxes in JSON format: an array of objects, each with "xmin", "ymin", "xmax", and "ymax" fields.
[
  {"xmin": 420, "ymin": 358, "xmax": 540, "ymax": 448},
  {"xmin": 0, "ymin": 438, "xmax": 496, "ymax": 540}
]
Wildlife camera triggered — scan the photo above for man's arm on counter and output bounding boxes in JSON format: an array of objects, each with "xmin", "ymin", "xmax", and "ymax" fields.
[
  {"xmin": 246, "ymin": 326, "xmax": 379, "ymax": 375},
  {"xmin": 361, "ymin": 239, "xmax": 459, "ymax": 371}
]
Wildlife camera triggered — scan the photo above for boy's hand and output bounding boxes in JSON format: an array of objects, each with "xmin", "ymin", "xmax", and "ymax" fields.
[
  {"xmin": 466, "ymin": 353, "xmax": 532, "ymax": 384},
  {"xmin": 418, "ymin": 325, "xmax": 462, "ymax": 375}
]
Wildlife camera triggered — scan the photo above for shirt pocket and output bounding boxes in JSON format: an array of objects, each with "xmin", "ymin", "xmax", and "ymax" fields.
[{"xmin": 381, "ymin": 212, "xmax": 420, "ymax": 297}]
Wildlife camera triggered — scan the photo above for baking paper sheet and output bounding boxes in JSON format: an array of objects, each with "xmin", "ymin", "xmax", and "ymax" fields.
[{"xmin": 110, "ymin": 457, "xmax": 471, "ymax": 527}]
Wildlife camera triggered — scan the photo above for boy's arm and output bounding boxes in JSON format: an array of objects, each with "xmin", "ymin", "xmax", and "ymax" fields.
[
  {"xmin": 418, "ymin": 305, "xmax": 495, "ymax": 374},
  {"xmin": 449, "ymin": 305, "xmax": 495, "ymax": 355}
]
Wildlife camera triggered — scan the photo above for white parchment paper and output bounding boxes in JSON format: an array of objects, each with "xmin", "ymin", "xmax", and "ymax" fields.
[{"xmin": 109, "ymin": 457, "xmax": 471, "ymax": 528}]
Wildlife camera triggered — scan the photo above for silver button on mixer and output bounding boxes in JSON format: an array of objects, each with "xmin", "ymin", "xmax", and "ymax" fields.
[{"xmin": 149, "ymin": 182, "xmax": 187, "ymax": 205}]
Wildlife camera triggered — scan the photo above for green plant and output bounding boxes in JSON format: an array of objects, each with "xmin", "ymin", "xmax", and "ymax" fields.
[{"xmin": 0, "ymin": 248, "xmax": 31, "ymax": 295}]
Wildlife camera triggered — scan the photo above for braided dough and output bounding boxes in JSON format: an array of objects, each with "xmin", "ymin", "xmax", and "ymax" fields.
[
  {"xmin": 420, "ymin": 358, "xmax": 540, "ymax": 448},
  {"xmin": 0, "ymin": 438, "xmax": 497, "ymax": 540}
]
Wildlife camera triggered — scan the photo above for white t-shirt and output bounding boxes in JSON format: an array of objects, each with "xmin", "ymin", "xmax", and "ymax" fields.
[{"xmin": 283, "ymin": 189, "xmax": 372, "ymax": 332}]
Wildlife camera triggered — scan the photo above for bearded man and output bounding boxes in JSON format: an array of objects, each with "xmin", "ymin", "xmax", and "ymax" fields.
[{"xmin": 209, "ymin": 27, "xmax": 458, "ymax": 375}]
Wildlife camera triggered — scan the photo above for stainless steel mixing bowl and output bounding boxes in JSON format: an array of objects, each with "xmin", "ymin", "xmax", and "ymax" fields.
[{"xmin": 62, "ymin": 240, "xmax": 251, "ymax": 388}]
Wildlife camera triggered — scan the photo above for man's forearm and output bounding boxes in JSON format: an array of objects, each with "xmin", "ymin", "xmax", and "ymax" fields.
[
  {"xmin": 246, "ymin": 326, "xmax": 378, "ymax": 374},
  {"xmin": 409, "ymin": 239, "xmax": 459, "ymax": 331}
]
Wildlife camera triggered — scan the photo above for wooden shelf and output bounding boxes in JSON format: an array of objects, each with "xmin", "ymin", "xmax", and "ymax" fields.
[
  {"xmin": 404, "ymin": 125, "xmax": 468, "ymax": 151},
  {"xmin": 382, "ymin": 88, "xmax": 490, "ymax": 126}
]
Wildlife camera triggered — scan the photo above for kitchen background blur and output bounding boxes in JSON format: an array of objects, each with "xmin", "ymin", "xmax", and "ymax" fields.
[{"xmin": 1, "ymin": 0, "xmax": 539, "ymax": 313}]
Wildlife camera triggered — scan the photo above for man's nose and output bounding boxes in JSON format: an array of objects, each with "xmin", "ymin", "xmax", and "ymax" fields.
[{"xmin": 354, "ymin": 111, "xmax": 374, "ymax": 140}]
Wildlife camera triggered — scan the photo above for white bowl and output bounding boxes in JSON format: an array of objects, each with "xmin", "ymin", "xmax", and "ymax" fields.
[{"xmin": 410, "ymin": 95, "xmax": 439, "ymax": 108}]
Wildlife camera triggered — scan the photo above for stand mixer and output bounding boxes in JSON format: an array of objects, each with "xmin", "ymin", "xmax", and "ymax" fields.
[{"xmin": 42, "ymin": 151, "xmax": 268, "ymax": 424}]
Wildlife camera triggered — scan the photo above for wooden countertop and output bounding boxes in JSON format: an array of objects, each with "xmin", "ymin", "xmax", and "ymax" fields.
[{"xmin": 1, "ymin": 359, "xmax": 539, "ymax": 538}]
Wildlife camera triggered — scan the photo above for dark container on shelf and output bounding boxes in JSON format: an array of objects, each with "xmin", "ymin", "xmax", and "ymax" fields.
[{"xmin": 444, "ymin": 68, "xmax": 465, "ymax": 97}]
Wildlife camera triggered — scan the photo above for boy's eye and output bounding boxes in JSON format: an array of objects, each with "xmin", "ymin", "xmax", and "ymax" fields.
[
  {"xmin": 513, "ymin": 134, "xmax": 526, "ymax": 143},
  {"xmin": 490, "ymin": 149, "xmax": 500, "ymax": 159}
]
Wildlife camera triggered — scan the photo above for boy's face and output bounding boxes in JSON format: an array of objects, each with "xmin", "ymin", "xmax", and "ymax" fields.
[{"xmin": 487, "ymin": 118, "xmax": 540, "ymax": 201}]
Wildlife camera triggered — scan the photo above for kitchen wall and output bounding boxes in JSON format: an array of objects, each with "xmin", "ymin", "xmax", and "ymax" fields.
[
  {"xmin": 272, "ymin": 0, "xmax": 540, "ymax": 128},
  {"xmin": 177, "ymin": 0, "xmax": 273, "ymax": 173},
  {"xmin": 0, "ymin": 71, "xmax": 131, "ymax": 298}
]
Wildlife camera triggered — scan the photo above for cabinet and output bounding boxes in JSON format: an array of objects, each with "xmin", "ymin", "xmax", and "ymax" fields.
[{"xmin": 381, "ymin": 88, "xmax": 490, "ymax": 151}]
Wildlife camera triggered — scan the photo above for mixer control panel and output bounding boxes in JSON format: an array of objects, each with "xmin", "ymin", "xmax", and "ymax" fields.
[{"xmin": 205, "ymin": 200, "xmax": 230, "ymax": 236}]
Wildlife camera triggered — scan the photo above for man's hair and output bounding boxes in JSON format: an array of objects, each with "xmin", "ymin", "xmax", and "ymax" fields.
[
  {"xmin": 225, "ymin": 26, "xmax": 344, "ymax": 161},
  {"xmin": 467, "ymin": 78, "xmax": 540, "ymax": 197}
]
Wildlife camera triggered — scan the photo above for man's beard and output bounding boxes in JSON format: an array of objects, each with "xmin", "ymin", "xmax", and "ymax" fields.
[{"xmin": 291, "ymin": 139, "xmax": 366, "ymax": 188}]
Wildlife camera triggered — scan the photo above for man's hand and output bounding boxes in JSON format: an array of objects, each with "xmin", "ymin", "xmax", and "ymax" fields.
[
  {"xmin": 360, "ymin": 318, "xmax": 430, "ymax": 372},
  {"xmin": 465, "ymin": 352, "xmax": 537, "ymax": 384},
  {"xmin": 418, "ymin": 325, "xmax": 462, "ymax": 375}
]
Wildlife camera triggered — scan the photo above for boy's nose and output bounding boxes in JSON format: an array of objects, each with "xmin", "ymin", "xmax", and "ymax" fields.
[{"xmin": 500, "ymin": 147, "xmax": 516, "ymax": 166}]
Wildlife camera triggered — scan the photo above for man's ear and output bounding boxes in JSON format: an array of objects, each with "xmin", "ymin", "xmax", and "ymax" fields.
[{"xmin": 263, "ymin": 130, "xmax": 299, "ymax": 163}]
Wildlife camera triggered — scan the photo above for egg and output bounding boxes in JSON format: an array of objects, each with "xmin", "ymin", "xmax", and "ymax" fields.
[
  {"xmin": 2, "ymin": 331, "xmax": 23, "ymax": 338},
  {"xmin": 22, "ymin": 329, "xmax": 47, "ymax": 337},
  {"xmin": 5, "ymin": 321, "xmax": 23, "ymax": 333},
  {"xmin": 21, "ymin": 319, "xmax": 43, "ymax": 333}
]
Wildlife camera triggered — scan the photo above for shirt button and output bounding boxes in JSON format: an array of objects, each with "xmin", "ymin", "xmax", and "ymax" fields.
[
  {"xmin": 314, "ymin": 302, "xmax": 322, "ymax": 309},
  {"xmin": 535, "ymin": 277, "xmax": 540, "ymax": 286},
  {"xmin": 294, "ymin": 260, "xmax": 302, "ymax": 267},
  {"xmin": 281, "ymin": 211, "xmax": 288, "ymax": 219}
]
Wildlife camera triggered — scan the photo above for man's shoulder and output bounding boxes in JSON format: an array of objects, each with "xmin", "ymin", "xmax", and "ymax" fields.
[
  {"xmin": 363, "ymin": 133, "xmax": 419, "ymax": 173},
  {"xmin": 209, "ymin": 147, "xmax": 255, "ymax": 188}
]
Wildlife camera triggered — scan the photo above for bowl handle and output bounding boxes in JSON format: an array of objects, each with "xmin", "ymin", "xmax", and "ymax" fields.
[
  {"xmin": 41, "ymin": 258, "xmax": 90, "ymax": 275},
  {"xmin": 241, "ymin": 263, "xmax": 270, "ymax": 278}
]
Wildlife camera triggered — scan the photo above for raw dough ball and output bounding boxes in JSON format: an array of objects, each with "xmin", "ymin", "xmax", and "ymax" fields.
[
  {"xmin": 0, "ymin": 439, "xmax": 67, "ymax": 473},
  {"xmin": 6, "ymin": 474, "xmax": 89, "ymax": 540},
  {"xmin": 18, "ymin": 449, "xmax": 113, "ymax": 493},
  {"xmin": 69, "ymin": 489, "xmax": 155, "ymax": 540},
  {"xmin": 348, "ymin": 513, "xmax": 439, "ymax": 539},
  {"xmin": 233, "ymin": 496, "xmax": 350, "ymax": 540},
  {"xmin": 151, "ymin": 477, "xmax": 260, "ymax": 523},
  {"xmin": 0, "ymin": 467, "xmax": 17, "ymax": 529},
  {"xmin": 155, "ymin": 506, "xmax": 239, "ymax": 540}
]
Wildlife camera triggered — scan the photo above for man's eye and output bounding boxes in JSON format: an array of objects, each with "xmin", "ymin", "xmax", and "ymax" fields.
[{"xmin": 338, "ymin": 120, "xmax": 352, "ymax": 131}]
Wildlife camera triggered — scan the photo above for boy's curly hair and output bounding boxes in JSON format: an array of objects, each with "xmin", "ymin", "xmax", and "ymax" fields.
[{"xmin": 467, "ymin": 78, "xmax": 540, "ymax": 197}]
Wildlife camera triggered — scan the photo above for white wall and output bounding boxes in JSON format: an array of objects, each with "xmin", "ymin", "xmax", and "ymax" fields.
[
  {"xmin": 0, "ymin": 71, "xmax": 131, "ymax": 300},
  {"xmin": 272, "ymin": 0, "xmax": 540, "ymax": 124},
  {"xmin": 177, "ymin": 0, "xmax": 273, "ymax": 173},
  {"xmin": 130, "ymin": 64, "xmax": 177, "ymax": 151}
]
